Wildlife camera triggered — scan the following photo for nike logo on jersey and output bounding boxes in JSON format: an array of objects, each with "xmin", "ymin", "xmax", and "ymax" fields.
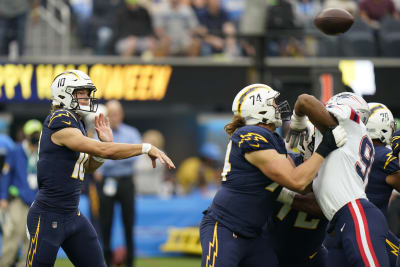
[
  {"xmin": 340, "ymin": 223, "xmax": 346, "ymax": 232},
  {"xmin": 62, "ymin": 121, "xmax": 71, "ymax": 125}
]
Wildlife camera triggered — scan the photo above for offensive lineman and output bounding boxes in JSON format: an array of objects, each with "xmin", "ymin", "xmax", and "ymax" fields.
[
  {"xmin": 267, "ymin": 123, "xmax": 329, "ymax": 267},
  {"xmin": 199, "ymin": 84, "xmax": 346, "ymax": 267},
  {"xmin": 365, "ymin": 102, "xmax": 400, "ymax": 266}
]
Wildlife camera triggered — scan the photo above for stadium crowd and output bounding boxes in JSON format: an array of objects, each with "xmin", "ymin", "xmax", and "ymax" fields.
[{"xmin": 1, "ymin": 0, "xmax": 400, "ymax": 57}]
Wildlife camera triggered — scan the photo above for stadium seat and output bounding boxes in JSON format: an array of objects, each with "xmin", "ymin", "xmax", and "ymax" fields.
[
  {"xmin": 338, "ymin": 17, "xmax": 377, "ymax": 57},
  {"xmin": 378, "ymin": 16, "xmax": 400, "ymax": 57}
]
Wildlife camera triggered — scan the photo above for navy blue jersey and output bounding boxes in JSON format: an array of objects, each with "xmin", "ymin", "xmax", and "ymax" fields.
[
  {"xmin": 206, "ymin": 125, "xmax": 287, "ymax": 238},
  {"xmin": 267, "ymin": 153, "xmax": 329, "ymax": 263},
  {"xmin": 366, "ymin": 145, "xmax": 400, "ymax": 216},
  {"xmin": 35, "ymin": 109, "xmax": 89, "ymax": 213}
]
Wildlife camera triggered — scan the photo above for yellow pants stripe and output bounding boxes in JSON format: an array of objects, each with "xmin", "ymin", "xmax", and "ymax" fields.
[
  {"xmin": 205, "ymin": 221, "xmax": 219, "ymax": 267},
  {"xmin": 26, "ymin": 216, "xmax": 41, "ymax": 267}
]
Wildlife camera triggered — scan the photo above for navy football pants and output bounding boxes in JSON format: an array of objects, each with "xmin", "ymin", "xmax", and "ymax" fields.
[
  {"xmin": 278, "ymin": 245, "xmax": 327, "ymax": 267},
  {"xmin": 25, "ymin": 203, "xmax": 106, "ymax": 267},
  {"xmin": 326, "ymin": 198, "xmax": 389, "ymax": 267},
  {"xmin": 200, "ymin": 215, "xmax": 278, "ymax": 267}
]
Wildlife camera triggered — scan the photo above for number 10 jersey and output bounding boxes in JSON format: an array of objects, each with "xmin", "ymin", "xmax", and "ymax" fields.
[{"xmin": 35, "ymin": 109, "xmax": 89, "ymax": 213}]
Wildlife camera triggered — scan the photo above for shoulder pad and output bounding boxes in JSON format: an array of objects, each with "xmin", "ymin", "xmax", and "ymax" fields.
[{"xmin": 47, "ymin": 109, "xmax": 79, "ymax": 131}]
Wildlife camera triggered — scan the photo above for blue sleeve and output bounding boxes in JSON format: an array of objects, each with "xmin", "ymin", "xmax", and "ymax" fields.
[
  {"xmin": 0, "ymin": 150, "xmax": 14, "ymax": 200},
  {"xmin": 392, "ymin": 129, "xmax": 400, "ymax": 157},
  {"xmin": 47, "ymin": 110, "xmax": 80, "ymax": 132},
  {"xmin": 288, "ymin": 152, "xmax": 304, "ymax": 167},
  {"xmin": 383, "ymin": 152, "xmax": 400, "ymax": 175},
  {"xmin": 232, "ymin": 129, "xmax": 275, "ymax": 153}
]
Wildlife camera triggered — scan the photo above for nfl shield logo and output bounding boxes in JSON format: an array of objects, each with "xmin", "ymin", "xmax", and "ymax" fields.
[{"xmin": 52, "ymin": 221, "xmax": 58, "ymax": 229}]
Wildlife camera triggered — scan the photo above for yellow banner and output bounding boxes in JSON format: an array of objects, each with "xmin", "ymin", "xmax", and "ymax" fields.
[{"xmin": 0, "ymin": 64, "xmax": 172, "ymax": 101}]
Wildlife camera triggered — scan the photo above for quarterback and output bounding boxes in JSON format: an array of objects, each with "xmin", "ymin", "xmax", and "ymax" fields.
[{"xmin": 25, "ymin": 70, "xmax": 174, "ymax": 267}]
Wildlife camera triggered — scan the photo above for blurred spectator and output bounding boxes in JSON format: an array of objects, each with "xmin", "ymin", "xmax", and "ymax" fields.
[
  {"xmin": 0, "ymin": 0, "xmax": 37, "ymax": 56},
  {"xmin": 176, "ymin": 142, "xmax": 222, "ymax": 196},
  {"xmin": 323, "ymin": 0, "xmax": 357, "ymax": 16},
  {"xmin": 294, "ymin": 0, "xmax": 322, "ymax": 25},
  {"xmin": 154, "ymin": 0, "xmax": 201, "ymax": 56},
  {"xmin": 221, "ymin": 0, "xmax": 245, "ymax": 22},
  {"xmin": 0, "ymin": 119, "xmax": 41, "ymax": 267},
  {"xmin": 191, "ymin": 0, "xmax": 207, "ymax": 17},
  {"xmin": 114, "ymin": 0, "xmax": 156, "ymax": 57},
  {"xmin": 94, "ymin": 100, "xmax": 141, "ymax": 267},
  {"xmin": 359, "ymin": 0, "xmax": 399, "ymax": 29},
  {"xmin": 133, "ymin": 129, "xmax": 173, "ymax": 196},
  {"xmin": 197, "ymin": 0, "xmax": 240, "ymax": 56},
  {"xmin": 69, "ymin": 0, "xmax": 93, "ymax": 49},
  {"xmin": 0, "ymin": 119, "xmax": 14, "ymax": 173},
  {"xmin": 85, "ymin": 0, "xmax": 121, "ymax": 54},
  {"xmin": 266, "ymin": 0, "xmax": 304, "ymax": 56}
]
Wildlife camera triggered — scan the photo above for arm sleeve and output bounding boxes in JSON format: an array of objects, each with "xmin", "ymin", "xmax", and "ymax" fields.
[
  {"xmin": 288, "ymin": 152, "xmax": 304, "ymax": 167},
  {"xmin": 47, "ymin": 110, "xmax": 80, "ymax": 132}
]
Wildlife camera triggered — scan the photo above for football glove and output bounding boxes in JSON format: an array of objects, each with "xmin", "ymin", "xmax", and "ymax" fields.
[{"xmin": 286, "ymin": 112, "xmax": 309, "ymax": 149}]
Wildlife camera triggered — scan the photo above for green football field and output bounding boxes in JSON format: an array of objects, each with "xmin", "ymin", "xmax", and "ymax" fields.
[{"xmin": 55, "ymin": 257, "xmax": 201, "ymax": 267}]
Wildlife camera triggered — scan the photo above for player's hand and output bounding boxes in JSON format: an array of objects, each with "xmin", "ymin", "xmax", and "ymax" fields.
[
  {"xmin": 95, "ymin": 113, "xmax": 113, "ymax": 142},
  {"xmin": 286, "ymin": 112, "xmax": 309, "ymax": 149},
  {"xmin": 315, "ymin": 125, "xmax": 347, "ymax": 158},
  {"xmin": 147, "ymin": 146, "xmax": 176, "ymax": 169},
  {"xmin": 0, "ymin": 199, "xmax": 8, "ymax": 211},
  {"xmin": 297, "ymin": 123, "xmax": 315, "ymax": 160},
  {"xmin": 391, "ymin": 129, "xmax": 400, "ymax": 157}
]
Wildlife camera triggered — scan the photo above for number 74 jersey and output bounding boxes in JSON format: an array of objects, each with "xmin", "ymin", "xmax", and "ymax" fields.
[{"xmin": 313, "ymin": 104, "xmax": 374, "ymax": 221}]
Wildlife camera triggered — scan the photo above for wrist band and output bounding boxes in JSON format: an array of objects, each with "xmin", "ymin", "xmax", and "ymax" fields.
[
  {"xmin": 142, "ymin": 143, "xmax": 152, "ymax": 154},
  {"xmin": 277, "ymin": 188, "xmax": 296, "ymax": 205},
  {"xmin": 92, "ymin": 155, "xmax": 106, "ymax": 163},
  {"xmin": 292, "ymin": 111, "xmax": 306, "ymax": 122}
]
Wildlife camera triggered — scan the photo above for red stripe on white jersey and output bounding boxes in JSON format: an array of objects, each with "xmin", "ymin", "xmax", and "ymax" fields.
[{"xmin": 348, "ymin": 200, "xmax": 380, "ymax": 267}]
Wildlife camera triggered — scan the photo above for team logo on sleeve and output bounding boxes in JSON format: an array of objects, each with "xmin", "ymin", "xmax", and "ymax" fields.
[
  {"xmin": 238, "ymin": 133, "xmax": 269, "ymax": 148},
  {"xmin": 384, "ymin": 152, "xmax": 397, "ymax": 169}
]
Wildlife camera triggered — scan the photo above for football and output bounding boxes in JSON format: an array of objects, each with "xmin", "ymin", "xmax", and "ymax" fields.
[{"xmin": 314, "ymin": 8, "xmax": 354, "ymax": 35}]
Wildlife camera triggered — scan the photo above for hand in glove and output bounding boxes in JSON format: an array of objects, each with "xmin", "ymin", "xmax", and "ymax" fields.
[{"xmin": 286, "ymin": 112, "xmax": 308, "ymax": 149}]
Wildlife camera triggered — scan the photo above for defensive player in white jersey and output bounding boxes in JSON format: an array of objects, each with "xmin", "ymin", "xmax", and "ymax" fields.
[{"xmin": 287, "ymin": 92, "xmax": 390, "ymax": 266}]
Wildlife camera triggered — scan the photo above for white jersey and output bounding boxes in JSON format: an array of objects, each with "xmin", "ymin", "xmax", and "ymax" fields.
[{"xmin": 313, "ymin": 104, "xmax": 374, "ymax": 220}]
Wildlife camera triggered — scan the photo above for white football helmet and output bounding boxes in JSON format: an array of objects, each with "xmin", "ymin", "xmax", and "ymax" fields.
[
  {"xmin": 326, "ymin": 92, "xmax": 370, "ymax": 124},
  {"xmin": 232, "ymin": 84, "xmax": 290, "ymax": 127},
  {"xmin": 366, "ymin": 102, "xmax": 396, "ymax": 145},
  {"xmin": 51, "ymin": 70, "xmax": 98, "ymax": 115}
]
